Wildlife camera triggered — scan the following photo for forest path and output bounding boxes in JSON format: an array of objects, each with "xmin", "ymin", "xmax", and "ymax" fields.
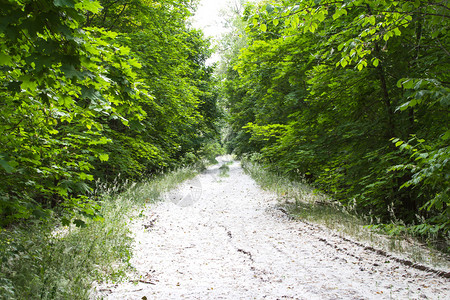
[{"xmin": 93, "ymin": 157, "xmax": 449, "ymax": 299}]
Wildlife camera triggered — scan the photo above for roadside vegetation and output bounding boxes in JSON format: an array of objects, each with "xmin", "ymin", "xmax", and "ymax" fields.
[
  {"xmin": 0, "ymin": 165, "xmax": 202, "ymax": 299},
  {"xmin": 218, "ymin": 161, "xmax": 233, "ymax": 177},
  {"xmin": 242, "ymin": 157, "xmax": 450, "ymax": 267}
]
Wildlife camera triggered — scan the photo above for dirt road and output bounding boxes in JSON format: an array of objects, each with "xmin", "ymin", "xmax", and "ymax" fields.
[{"xmin": 93, "ymin": 158, "xmax": 449, "ymax": 299}]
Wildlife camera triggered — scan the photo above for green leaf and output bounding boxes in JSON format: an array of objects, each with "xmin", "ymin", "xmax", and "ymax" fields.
[
  {"xmin": 118, "ymin": 46, "xmax": 130, "ymax": 55},
  {"xmin": 58, "ymin": 95, "xmax": 74, "ymax": 107},
  {"xmin": 128, "ymin": 58, "xmax": 142, "ymax": 68},
  {"xmin": 441, "ymin": 130, "xmax": 450, "ymax": 140},
  {"xmin": 260, "ymin": 23, "xmax": 267, "ymax": 32},
  {"xmin": 396, "ymin": 101, "xmax": 411, "ymax": 111},
  {"xmin": 309, "ymin": 22, "xmax": 318, "ymax": 33},
  {"xmin": 99, "ymin": 154, "xmax": 109, "ymax": 161},
  {"xmin": 332, "ymin": 8, "xmax": 347, "ymax": 20},
  {"xmin": 357, "ymin": 62, "xmax": 363, "ymax": 71},
  {"xmin": 400, "ymin": 78, "xmax": 415, "ymax": 89},
  {"xmin": 372, "ymin": 58, "xmax": 379, "ymax": 67},
  {"xmin": 440, "ymin": 93, "xmax": 450, "ymax": 107},
  {"xmin": 266, "ymin": 4, "xmax": 274, "ymax": 14},
  {"xmin": 75, "ymin": 0, "xmax": 102, "ymax": 13},
  {"xmin": 316, "ymin": 11, "xmax": 326, "ymax": 22},
  {"xmin": 0, "ymin": 159, "xmax": 15, "ymax": 173},
  {"xmin": 73, "ymin": 219, "xmax": 87, "ymax": 228},
  {"xmin": 0, "ymin": 53, "xmax": 12, "ymax": 66},
  {"xmin": 60, "ymin": 64, "xmax": 83, "ymax": 80},
  {"xmin": 413, "ymin": 79, "xmax": 423, "ymax": 89},
  {"xmin": 79, "ymin": 172, "xmax": 94, "ymax": 181},
  {"xmin": 292, "ymin": 15, "xmax": 300, "ymax": 28},
  {"xmin": 273, "ymin": 19, "xmax": 279, "ymax": 26},
  {"xmin": 20, "ymin": 76, "xmax": 38, "ymax": 91}
]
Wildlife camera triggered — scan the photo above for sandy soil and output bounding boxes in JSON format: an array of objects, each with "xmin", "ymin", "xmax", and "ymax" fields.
[{"xmin": 93, "ymin": 157, "xmax": 450, "ymax": 299}]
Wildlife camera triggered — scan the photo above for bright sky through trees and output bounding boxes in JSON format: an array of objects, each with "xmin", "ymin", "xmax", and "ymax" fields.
[
  {"xmin": 192, "ymin": 0, "xmax": 230, "ymax": 38},
  {"xmin": 191, "ymin": 0, "xmax": 259, "ymax": 64},
  {"xmin": 191, "ymin": 0, "xmax": 232, "ymax": 64}
]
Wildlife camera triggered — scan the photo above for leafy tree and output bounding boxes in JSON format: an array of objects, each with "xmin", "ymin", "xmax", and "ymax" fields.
[
  {"xmin": 0, "ymin": 0, "xmax": 220, "ymax": 226},
  {"xmin": 224, "ymin": 0, "xmax": 449, "ymax": 235},
  {"xmin": 0, "ymin": 0, "xmax": 143, "ymax": 224}
]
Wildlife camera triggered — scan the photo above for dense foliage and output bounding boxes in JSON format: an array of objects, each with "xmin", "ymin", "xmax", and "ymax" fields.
[
  {"xmin": 0, "ymin": 0, "xmax": 220, "ymax": 226},
  {"xmin": 224, "ymin": 0, "xmax": 449, "ymax": 236}
]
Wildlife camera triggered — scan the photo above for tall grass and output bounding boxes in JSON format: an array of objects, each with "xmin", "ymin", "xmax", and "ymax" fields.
[
  {"xmin": 241, "ymin": 159, "xmax": 450, "ymax": 268},
  {"xmin": 0, "ymin": 166, "xmax": 199, "ymax": 300}
]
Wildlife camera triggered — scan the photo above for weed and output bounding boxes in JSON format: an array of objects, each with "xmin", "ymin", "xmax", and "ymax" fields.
[
  {"xmin": 0, "ymin": 167, "xmax": 199, "ymax": 299},
  {"xmin": 218, "ymin": 162, "xmax": 232, "ymax": 177}
]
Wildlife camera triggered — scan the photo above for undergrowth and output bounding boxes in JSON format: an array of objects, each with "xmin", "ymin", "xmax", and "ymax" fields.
[
  {"xmin": 218, "ymin": 161, "xmax": 233, "ymax": 177},
  {"xmin": 0, "ymin": 166, "xmax": 200, "ymax": 299},
  {"xmin": 241, "ymin": 158, "xmax": 450, "ymax": 268}
]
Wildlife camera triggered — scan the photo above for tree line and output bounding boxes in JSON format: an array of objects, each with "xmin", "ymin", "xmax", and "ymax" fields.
[
  {"xmin": 223, "ymin": 0, "xmax": 449, "ymax": 237},
  {"xmin": 0, "ymin": 0, "xmax": 220, "ymax": 226}
]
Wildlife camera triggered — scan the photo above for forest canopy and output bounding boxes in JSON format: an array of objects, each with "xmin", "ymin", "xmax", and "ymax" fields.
[{"xmin": 0, "ymin": 0, "xmax": 220, "ymax": 226}]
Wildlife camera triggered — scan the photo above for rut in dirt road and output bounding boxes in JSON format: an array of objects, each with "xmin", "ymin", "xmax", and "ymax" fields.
[{"xmin": 93, "ymin": 157, "xmax": 450, "ymax": 299}]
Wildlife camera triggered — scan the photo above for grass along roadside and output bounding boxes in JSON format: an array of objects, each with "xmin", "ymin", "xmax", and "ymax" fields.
[
  {"xmin": 0, "ymin": 166, "xmax": 200, "ymax": 300},
  {"xmin": 241, "ymin": 159, "xmax": 450, "ymax": 269}
]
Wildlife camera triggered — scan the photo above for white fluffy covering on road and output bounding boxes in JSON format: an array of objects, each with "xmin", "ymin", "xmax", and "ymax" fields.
[{"xmin": 92, "ymin": 157, "xmax": 449, "ymax": 299}]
